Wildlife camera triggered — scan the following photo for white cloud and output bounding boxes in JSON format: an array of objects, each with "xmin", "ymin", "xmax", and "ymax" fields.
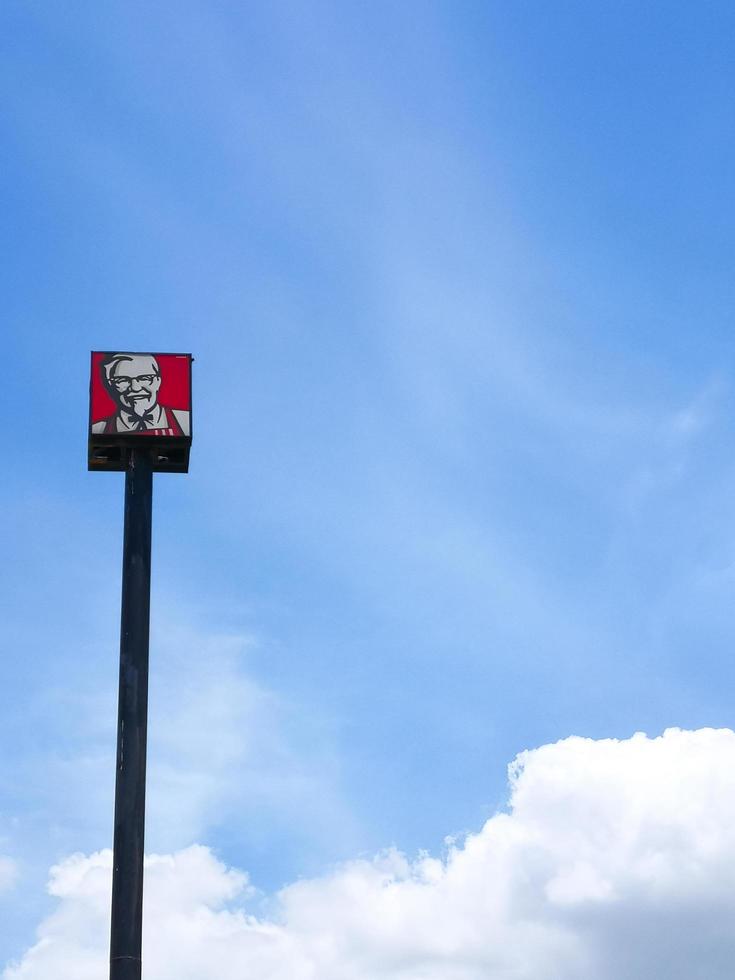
[{"xmin": 8, "ymin": 727, "xmax": 735, "ymax": 980}]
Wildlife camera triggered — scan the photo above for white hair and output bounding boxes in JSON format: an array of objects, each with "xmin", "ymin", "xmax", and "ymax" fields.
[{"xmin": 102, "ymin": 353, "xmax": 160, "ymax": 383}]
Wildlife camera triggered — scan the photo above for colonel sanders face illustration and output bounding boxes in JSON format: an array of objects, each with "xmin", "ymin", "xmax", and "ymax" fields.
[
  {"xmin": 104, "ymin": 353, "xmax": 162, "ymax": 417},
  {"xmin": 89, "ymin": 350, "xmax": 192, "ymax": 470},
  {"xmin": 91, "ymin": 351, "xmax": 191, "ymax": 438}
]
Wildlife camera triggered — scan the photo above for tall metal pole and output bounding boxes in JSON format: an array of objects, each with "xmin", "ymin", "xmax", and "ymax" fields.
[{"xmin": 110, "ymin": 448, "xmax": 153, "ymax": 980}]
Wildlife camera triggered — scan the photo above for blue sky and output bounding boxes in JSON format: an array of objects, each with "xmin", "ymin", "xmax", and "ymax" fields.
[{"xmin": 2, "ymin": 2, "xmax": 735, "ymax": 974}]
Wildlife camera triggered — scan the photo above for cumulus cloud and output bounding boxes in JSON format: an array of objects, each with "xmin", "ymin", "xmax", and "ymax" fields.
[{"xmin": 7, "ymin": 728, "xmax": 735, "ymax": 980}]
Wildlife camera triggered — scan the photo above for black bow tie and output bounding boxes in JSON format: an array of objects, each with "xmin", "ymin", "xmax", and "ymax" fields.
[{"xmin": 125, "ymin": 411, "xmax": 156, "ymax": 431}]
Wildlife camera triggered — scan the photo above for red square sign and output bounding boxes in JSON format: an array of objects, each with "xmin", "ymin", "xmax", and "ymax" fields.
[{"xmin": 89, "ymin": 352, "xmax": 193, "ymax": 472}]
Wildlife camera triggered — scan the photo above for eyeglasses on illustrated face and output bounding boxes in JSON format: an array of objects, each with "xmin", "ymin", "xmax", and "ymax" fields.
[{"xmin": 110, "ymin": 374, "xmax": 160, "ymax": 390}]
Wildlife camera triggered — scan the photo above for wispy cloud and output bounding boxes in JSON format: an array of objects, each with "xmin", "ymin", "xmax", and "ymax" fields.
[
  {"xmin": 145, "ymin": 610, "xmax": 355, "ymax": 855},
  {"xmin": 0, "ymin": 860, "xmax": 17, "ymax": 896},
  {"xmin": 0, "ymin": 595, "xmax": 354, "ymax": 964}
]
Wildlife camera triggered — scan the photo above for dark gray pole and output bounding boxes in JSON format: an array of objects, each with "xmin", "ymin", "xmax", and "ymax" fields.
[{"xmin": 110, "ymin": 448, "xmax": 153, "ymax": 980}]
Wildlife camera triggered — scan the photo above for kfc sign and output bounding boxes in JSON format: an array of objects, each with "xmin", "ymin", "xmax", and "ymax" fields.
[{"xmin": 89, "ymin": 352, "xmax": 193, "ymax": 472}]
